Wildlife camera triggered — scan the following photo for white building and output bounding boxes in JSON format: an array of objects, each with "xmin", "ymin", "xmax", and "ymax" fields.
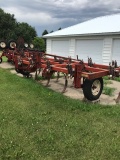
[{"xmin": 44, "ymin": 14, "xmax": 120, "ymax": 65}]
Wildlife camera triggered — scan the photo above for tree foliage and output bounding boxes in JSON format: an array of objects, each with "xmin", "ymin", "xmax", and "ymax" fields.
[
  {"xmin": 0, "ymin": 8, "xmax": 62, "ymax": 51},
  {"xmin": 58, "ymin": 27, "xmax": 61, "ymax": 30},
  {"xmin": 32, "ymin": 37, "xmax": 46, "ymax": 51},
  {"xmin": 42, "ymin": 30, "xmax": 48, "ymax": 36},
  {"xmin": 15, "ymin": 22, "xmax": 37, "ymax": 43},
  {"xmin": 0, "ymin": 8, "xmax": 17, "ymax": 40},
  {"xmin": 0, "ymin": 8, "xmax": 37, "ymax": 43}
]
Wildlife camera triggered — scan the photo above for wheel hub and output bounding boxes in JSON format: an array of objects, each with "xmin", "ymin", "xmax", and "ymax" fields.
[{"xmin": 91, "ymin": 80, "xmax": 101, "ymax": 96}]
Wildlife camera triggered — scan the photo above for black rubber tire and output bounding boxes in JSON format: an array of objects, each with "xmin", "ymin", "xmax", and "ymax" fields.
[
  {"xmin": 83, "ymin": 77, "xmax": 103, "ymax": 101},
  {"xmin": 0, "ymin": 57, "xmax": 2, "ymax": 63},
  {"xmin": 22, "ymin": 70, "xmax": 30, "ymax": 77},
  {"xmin": 15, "ymin": 68, "xmax": 21, "ymax": 73},
  {"xmin": 7, "ymin": 40, "xmax": 17, "ymax": 50}
]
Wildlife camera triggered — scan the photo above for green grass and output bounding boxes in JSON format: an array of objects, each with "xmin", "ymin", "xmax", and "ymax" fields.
[
  {"xmin": 103, "ymin": 77, "xmax": 113, "ymax": 85},
  {"xmin": 1, "ymin": 56, "xmax": 8, "ymax": 62},
  {"xmin": 103, "ymin": 86, "xmax": 116, "ymax": 96},
  {"xmin": 114, "ymin": 77, "xmax": 120, "ymax": 82},
  {"xmin": 0, "ymin": 68, "xmax": 120, "ymax": 160},
  {"xmin": 103, "ymin": 77, "xmax": 116, "ymax": 96},
  {"xmin": 103, "ymin": 75, "xmax": 120, "ymax": 82},
  {"xmin": 103, "ymin": 76, "xmax": 110, "ymax": 80}
]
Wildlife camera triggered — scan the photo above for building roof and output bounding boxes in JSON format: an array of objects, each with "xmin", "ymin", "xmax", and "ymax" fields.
[{"xmin": 44, "ymin": 14, "xmax": 120, "ymax": 38}]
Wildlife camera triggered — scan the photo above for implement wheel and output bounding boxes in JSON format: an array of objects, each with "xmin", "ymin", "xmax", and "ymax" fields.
[
  {"xmin": 0, "ymin": 41, "xmax": 6, "ymax": 49},
  {"xmin": 8, "ymin": 40, "xmax": 17, "ymax": 50},
  {"xmin": 83, "ymin": 77, "xmax": 103, "ymax": 101},
  {"xmin": 15, "ymin": 68, "xmax": 21, "ymax": 73}
]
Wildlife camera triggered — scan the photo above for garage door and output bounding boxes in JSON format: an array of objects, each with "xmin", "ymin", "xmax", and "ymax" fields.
[
  {"xmin": 75, "ymin": 39, "xmax": 103, "ymax": 64},
  {"xmin": 51, "ymin": 40, "xmax": 69, "ymax": 57},
  {"xmin": 112, "ymin": 39, "xmax": 120, "ymax": 66}
]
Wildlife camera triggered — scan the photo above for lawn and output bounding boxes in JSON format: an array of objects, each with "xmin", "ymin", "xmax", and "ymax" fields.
[
  {"xmin": 0, "ymin": 67, "xmax": 120, "ymax": 160},
  {"xmin": 0, "ymin": 55, "xmax": 8, "ymax": 62}
]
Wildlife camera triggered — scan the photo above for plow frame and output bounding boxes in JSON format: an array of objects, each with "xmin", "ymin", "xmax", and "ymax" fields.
[
  {"xmin": 1, "ymin": 43, "xmax": 120, "ymax": 101},
  {"xmin": 13, "ymin": 51, "xmax": 120, "ymax": 101}
]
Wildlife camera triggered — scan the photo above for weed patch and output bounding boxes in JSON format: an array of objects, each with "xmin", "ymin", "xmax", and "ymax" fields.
[{"xmin": 103, "ymin": 86, "xmax": 116, "ymax": 96}]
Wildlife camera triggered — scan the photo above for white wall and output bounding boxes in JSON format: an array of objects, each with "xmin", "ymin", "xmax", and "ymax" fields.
[
  {"xmin": 46, "ymin": 38, "xmax": 69, "ymax": 56},
  {"xmin": 102, "ymin": 38, "xmax": 112, "ymax": 65},
  {"xmin": 75, "ymin": 39, "xmax": 103, "ymax": 63},
  {"xmin": 46, "ymin": 35, "xmax": 120, "ymax": 65},
  {"xmin": 112, "ymin": 38, "xmax": 120, "ymax": 65}
]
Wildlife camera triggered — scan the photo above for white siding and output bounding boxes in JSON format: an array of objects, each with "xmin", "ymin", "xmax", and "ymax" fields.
[
  {"xmin": 75, "ymin": 39, "xmax": 103, "ymax": 63},
  {"xmin": 112, "ymin": 39, "xmax": 120, "ymax": 66},
  {"xmin": 51, "ymin": 40, "xmax": 69, "ymax": 57},
  {"xmin": 46, "ymin": 36, "xmax": 120, "ymax": 65},
  {"xmin": 46, "ymin": 39, "xmax": 52, "ymax": 53},
  {"xmin": 102, "ymin": 38, "xmax": 112, "ymax": 65},
  {"xmin": 69, "ymin": 39, "xmax": 75, "ymax": 58}
]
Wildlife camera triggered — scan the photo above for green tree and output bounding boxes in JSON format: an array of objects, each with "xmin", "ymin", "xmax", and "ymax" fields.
[
  {"xmin": 42, "ymin": 29, "xmax": 48, "ymax": 49},
  {"xmin": 0, "ymin": 8, "xmax": 37, "ymax": 43},
  {"xmin": 42, "ymin": 30, "xmax": 48, "ymax": 36},
  {"xmin": 0, "ymin": 8, "xmax": 17, "ymax": 40},
  {"xmin": 15, "ymin": 22, "xmax": 37, "ymax": 43},
  {"xmin": 58, "ymin": 27, "xmax": 61, "ymax": 30},
  {"xmin": 32, "ymin": 37, "xmax": 45, "ymax": 51}
]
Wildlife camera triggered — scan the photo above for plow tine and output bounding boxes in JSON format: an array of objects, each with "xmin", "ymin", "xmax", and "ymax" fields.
[
  {"xmin": 35, "ymin": 68, "xmax": 42, "ymax": 80},
  {"xmin": 62, "ymin": 74, "xmax": 68, "ymax": 93},
  {"xmin": 35, "ymin": 70, "xmax": 38, "ymax": 80},
  {"xmin": 45, "ymin": 71, "xmax": 54, "ymax": 87},
  {"xmin": 46, "ymin": 77, "xmax": 51, "ymax": 86},
  {"xmin": 56, "ymin": 72, "xmax": 60, "ymax": 82},
  {"xmin": 35, "ymin": 69, "xmax": 39, "ymax": 80},
  {"xmin": 38, "ymin": 68, "xmax": 41, "ymax": 74}
]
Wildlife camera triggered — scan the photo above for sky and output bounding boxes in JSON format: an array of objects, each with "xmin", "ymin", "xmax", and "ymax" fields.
[{"xmin": 1, "ymin": 0, "xmax": 120, "ymax": 36}]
